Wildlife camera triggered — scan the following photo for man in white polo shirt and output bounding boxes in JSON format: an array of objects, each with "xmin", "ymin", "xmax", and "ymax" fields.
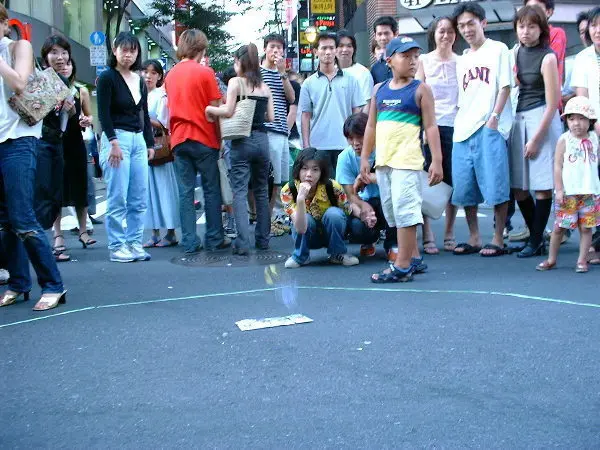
[{"xmin": 300, "ymin": 32, "xmax": 365, "ymax": 172}]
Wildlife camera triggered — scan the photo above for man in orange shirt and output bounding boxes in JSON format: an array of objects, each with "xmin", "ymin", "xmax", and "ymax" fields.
[{"xmin": 164, "ymin": 29, "xmax": 230, "ymax": 253}]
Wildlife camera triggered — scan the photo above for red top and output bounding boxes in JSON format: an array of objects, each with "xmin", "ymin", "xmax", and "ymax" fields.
[
  {"xmin": 164, "ymin": 60, "xmax": 222, "ymax": 150},
  {"xmin": 549, "ymin": 25, "xmax": 566, "ymax": 86}
]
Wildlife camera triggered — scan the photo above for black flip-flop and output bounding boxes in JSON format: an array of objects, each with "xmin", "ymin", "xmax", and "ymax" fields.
[
  {"xmin": 452, "ymin": 243, "xmax": 482, "ymax": 255},
  {"xmin": 480, "ymin": 243, "xmax": 507, "ymax": 257}
]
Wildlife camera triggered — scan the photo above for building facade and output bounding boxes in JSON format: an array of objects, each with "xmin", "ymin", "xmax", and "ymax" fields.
[
  {"xmin": 5, "ymin": 0, "xmax": 175, "ymax": 86},
  {"xmin": 343, "ymin": 0, "xmax": 597, "ymax": 67}
]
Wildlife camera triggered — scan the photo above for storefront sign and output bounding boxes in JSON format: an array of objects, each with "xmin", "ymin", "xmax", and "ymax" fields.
[
  {"xmin": 314, "ymin": 15, "xmax": 336, "ymax": 30},
  {"xmin": 399, "ymin": 0, "xmax": 482, "ymax": 10},
  {"xmin": 311, "ymin": 0, "xmax": 335, "ymax": 14}
]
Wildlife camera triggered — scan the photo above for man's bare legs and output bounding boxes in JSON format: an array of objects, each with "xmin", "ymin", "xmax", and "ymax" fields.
[
  {"xmin": 453, "ymin": 205, "xmax": 481, "ymax": 253},
  {"xmin": 482, "ymin": 201, "xmax": 508, "ymax": 255}
]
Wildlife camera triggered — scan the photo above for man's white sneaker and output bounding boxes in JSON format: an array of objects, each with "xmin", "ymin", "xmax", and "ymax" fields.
[
  {"xmin": 329, "ymin": 253, "xmax": 359, "ymax": 266},
  {"xmin": 110, "ymin": 246, "xmax": 135, "ymax": 263},
  {"xmin": 129, "ymin": 243, "xmax": 151, "ymax": 261},
  {"xmin": 284, "ymin": 256, "xmax": 308, "ymax": 268}
]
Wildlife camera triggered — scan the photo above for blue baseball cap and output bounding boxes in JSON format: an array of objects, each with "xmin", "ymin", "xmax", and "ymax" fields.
[{"xmin": 386, "ymin": 36, "xmax": 421, "ymax": 57}]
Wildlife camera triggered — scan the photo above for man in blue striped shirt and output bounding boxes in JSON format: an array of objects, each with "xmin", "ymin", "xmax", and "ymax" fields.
[{"xmin": 260, "ymin": 33, "xmax": 296, "ymax": 235}]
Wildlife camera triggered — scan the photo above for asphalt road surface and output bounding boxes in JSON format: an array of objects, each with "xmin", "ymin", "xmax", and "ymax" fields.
[{"xmin": 1, "ymin": 200, "xmax": 599, "ymax": 448}]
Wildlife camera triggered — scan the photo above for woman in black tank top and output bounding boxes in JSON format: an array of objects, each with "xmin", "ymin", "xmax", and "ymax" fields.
[{"xmin": 206, "ymin": 43, "xmax": 275, "ymax": 255}]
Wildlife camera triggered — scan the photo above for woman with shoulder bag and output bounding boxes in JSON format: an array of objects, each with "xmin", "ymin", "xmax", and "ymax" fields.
[
  {"xmin": 206, "ymin": 43, "xmax": 275, "ymax": 255},
  {"xmin": 0, "ymin": 5, "xmax": 66, "ymax": 311},
  {"xmin": 97, "ymin": 32, "xmax": 155, "ymax": 263},
  {"xmin": 141, "ymin": 59, "xmax": 180, "ymax": 248}
]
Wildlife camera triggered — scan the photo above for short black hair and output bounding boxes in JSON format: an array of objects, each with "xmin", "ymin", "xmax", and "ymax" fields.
[
  {"xmin": 337, "ymin": 29, "xmax": 357, "ymax": 64},
  {"xmin": 589, "ymin": 6, "xmax": 600, "ymax": 27},
  {"xmin": 220, "ymin": 65, "xmax": 236, "ymax": 86},
  {"xmin": 108, "ymin": 32, "xmax": 142, "ymax": 71},
  {"xmin": 264, "ymin": 33, "xmax": 285, "ymax": 49},
  {"xmin": 141, "ymin": 59, "xmax": 165, "ymax": 87},
  {"xmin": 373, "ymin": 16, "xmax": 398, "ymax": 34},
  {"xmin": 292, "ymin": 147, "xmax": 330, "ymax": 184},
  {"xmin": 453, "ymin": 2, "xmax": 486, "ymax": 23},
  {"xmin": 523, "ymin": 0, "xmax": 554, "ymax": 10},
  {"xmin": 41, "ymin": 34, "xmax": 71, "ymax": 66},
  {"xmin": 577, "ymin": 10, "xmax": 591, "ymax": 44},
  {"xmin": 343, "ymin": 112, "xmax": 368, "ymax": 138},
  {"xmin": 315, "ymin": 32, "xmax": 338, "ymax": 48}
]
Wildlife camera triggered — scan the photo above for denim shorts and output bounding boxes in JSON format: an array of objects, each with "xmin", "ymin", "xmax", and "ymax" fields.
[{"xmin": 451, "ymin": 126, "xmax": 510, "ymax": 207}]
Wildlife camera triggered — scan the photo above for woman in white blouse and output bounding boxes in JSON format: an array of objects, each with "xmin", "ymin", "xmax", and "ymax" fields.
[
  {"xmin": 416, "ymin": 16, "xmax": 460, "ymax": 253},
  {"xmin": 141, "ymin": 59, "xmax": 180, "ymax": 248}
]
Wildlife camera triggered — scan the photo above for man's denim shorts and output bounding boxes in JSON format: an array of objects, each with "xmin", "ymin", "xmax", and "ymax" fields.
[{"xmin": 451, "ymin": 126, "xmax": 510, "ymax": 207}]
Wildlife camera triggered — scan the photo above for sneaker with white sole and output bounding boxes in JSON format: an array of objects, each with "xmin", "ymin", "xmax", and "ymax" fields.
[
  {"xmin": 110, "ymin": 245, "xmax": 135, "ymax": 263},
  {"xmin": 284, "ymin": 256, "xmax": 309, "ymax": 268},
  {"xmin": 129, "ymin": 243, "xmax": 151, "ymax": 261},
  {"xmin": 328, "ymin": 253, "xmax": 359, "ymax": 266}
]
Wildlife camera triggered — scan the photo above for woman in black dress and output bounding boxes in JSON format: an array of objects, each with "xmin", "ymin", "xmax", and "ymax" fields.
[{"xmin": 52, "ymin": 58, "xmax": 96, "ymax": 251}]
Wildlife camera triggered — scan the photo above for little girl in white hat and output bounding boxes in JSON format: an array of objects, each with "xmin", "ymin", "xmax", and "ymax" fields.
[{"xmin": 537, "ymin": 96, "xmax": 600, "ymax": 273}]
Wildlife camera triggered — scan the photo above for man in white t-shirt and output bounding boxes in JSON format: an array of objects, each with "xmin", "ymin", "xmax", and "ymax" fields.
[
  {"xmin": 337, "ymin": 29, "xmax": 374, "ymax": 113},
  {"xmin": 451, "ymin": 3, "xmax": 513, "ymax": 257}
]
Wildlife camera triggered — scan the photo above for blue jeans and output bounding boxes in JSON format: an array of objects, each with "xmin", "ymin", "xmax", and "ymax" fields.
[
  {"xmin": 100, "ymin": 130, "xmax": 149, "ymax": 251},
  {"xmin": 173, "ymin": 140, "xmax": 224, "ymax": 252},
  {"xmin": 0, "ymin": 137, "xmax": 63, "ymax": 294},
  {"xmin": 347, "ymin": 197, "xmax": 396, "ymax": 251},
  {"xmin": 291, "ymin": 207, "xmax": 348, "ymax": 264},
  {"xmin": 230, "ymin": 131, "xmax": 270, "ymax": 251}
]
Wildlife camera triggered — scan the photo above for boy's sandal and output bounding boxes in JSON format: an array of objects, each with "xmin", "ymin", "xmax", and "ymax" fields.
[
  {"xmin": 423, "ymin": 240, "xmax": 439, "ymax": 255},
  {"xmin": 371, "ymin": 264, "xmax": 413, "ymax": 284},
  {"xmin": 480, "ymin": 243, "xmax": 507, "ymax": 257},
  {"xmin": 443, "ymin": 238, "xmax": 457, "ymax": 252},
  {"xmin": 453, "ymin": 243, "xmax": 481, "ymax": 255},
  {"xmin": 536, "ymin": 260, "xmax": 556, "ymax": 271},
  {"xmin": 575, "ymin": 262, "xmax": 588, "ymax": 273}
]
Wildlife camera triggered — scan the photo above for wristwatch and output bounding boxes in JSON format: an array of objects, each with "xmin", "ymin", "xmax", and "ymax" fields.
[
  {"xmin": 280, "ymin": 73, "xmax": 289, "ymax": 80},
  {"xmin": 490, "ymin": 112, "xmax": 499, "ymax": 120}
]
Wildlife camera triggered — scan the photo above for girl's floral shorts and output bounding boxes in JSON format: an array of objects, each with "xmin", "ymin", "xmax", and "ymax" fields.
[{"xmin": 554, "ymin": 194, "xmax": 600, "ymax": 230}]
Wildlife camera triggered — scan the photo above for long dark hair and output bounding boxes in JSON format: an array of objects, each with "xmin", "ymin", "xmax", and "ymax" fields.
[
  {"xmin": 292, "ymin": 147, "xmax": 330, "ymax": 184},
  {"xmin": 234, "ymin": 43, "xmax": 262, "ymax": 90},
  {"xmin": 514, "ymin": 5, "xmax": 550, "ymax": 47}
]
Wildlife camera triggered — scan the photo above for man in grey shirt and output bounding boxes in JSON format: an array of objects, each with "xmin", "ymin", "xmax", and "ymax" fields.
[{"xmin": 300, "ymin": 32, "xmax": 364, "ymax": 172}]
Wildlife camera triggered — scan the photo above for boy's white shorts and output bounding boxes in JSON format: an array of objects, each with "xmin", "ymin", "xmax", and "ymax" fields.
[{"xmin": 376, "ymin": 167, "xmax": 423, "ymax": 228}]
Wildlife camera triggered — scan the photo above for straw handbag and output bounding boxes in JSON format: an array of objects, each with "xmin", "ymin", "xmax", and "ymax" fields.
[
  {"xmin": 219, "ymin": 78, "xmax": 256, "ymax": 140},
  {"xmin": 8, "ymin": 58, "xmax": 71, "ymax": 126}
]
